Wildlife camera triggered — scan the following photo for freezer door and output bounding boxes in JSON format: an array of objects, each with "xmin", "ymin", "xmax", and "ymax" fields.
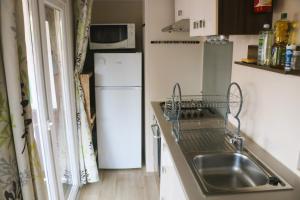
[
  {"xmin": 94, "ymin": 53, "xmax": 142, "ymax": 87},
  {"xmin": 96, "ymin": 87, "xmax": 142, "ymax": 169}
]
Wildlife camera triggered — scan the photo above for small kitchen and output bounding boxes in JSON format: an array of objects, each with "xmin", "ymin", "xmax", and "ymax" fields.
[
  {"xmin": 3, "ymin": 0, "xmax": 300, "ymax": 199},
  {"xmin": 76, "ymin": 0, "xmax": 300, "ymax": 199}
]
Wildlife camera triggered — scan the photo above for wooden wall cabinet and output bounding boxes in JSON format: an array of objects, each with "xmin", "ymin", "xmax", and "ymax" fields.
[
  {"xmin": 174, "ymin": 0, "xmax": 273, "ymax": 36},
  {"xmin": 218, "ymin": 0, "xmax": 273, "ymax": 35}
]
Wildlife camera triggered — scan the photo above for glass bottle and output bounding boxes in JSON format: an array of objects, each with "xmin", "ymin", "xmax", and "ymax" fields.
[
  {"xmin": 285, "ymin": 21, "xmax": 299, "ymax": 71},
  {"xmin": 274, "ymin": 13, "xmax": 290, "ymax": 44},
  {"xmin": 258, "ymin": 24, "xmax": 274, "ymax": 66},
  {"xmin": 271, "ymin": 13, "xmax": 290, "ymax": 67}
]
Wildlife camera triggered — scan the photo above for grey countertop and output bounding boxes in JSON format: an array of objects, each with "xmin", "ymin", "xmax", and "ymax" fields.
[{"xmin": 151, "ymin": 102, "xmax": 300, "ymax": 200}]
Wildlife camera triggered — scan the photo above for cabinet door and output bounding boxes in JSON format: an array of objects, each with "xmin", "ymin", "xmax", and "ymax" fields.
[
  {"xmin": 169, "ymin": 162, "xmax": 187, "ymax": 200},
  {"xmin": 96, "ymin": 87, "xmax": 142, "ymax": 169},
  {"xmin": 218, "ymin": 0, "xmax": 273, "ymax": 35},
  {"xmin": 218, "ymin": 0, "xmax": 244, "ymax": 35},
  {"xmin": 190, "ymin": 0, "xmax": 218, "ymax": 36},
  {"xmin": 160, "ymin": 137, "xmax": 172, "ymax": 200},
  {"xmin": 175, "ymin": 0, "xmax": 190, "ymax": 21},
  {"xmin": 160, "ymin": 136, "xmax": 187, "ymax": 200}
]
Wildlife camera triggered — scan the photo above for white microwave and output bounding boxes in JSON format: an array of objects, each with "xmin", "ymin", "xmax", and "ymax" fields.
[{"xmin": 89, "ymin": 24, "xmax": 135, "ymax": 50}]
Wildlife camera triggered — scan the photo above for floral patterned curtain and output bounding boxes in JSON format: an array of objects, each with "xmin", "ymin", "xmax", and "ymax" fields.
[
  {"xmin": 74, "ymin": 0, "xmax": 100, "ymax": 184},
  {"xmin": 0, "ymin": 0, "xmax": 48, "ymax": 199},
  {"xmin": 0, "ymin": 23, "xmax": 22, "ymax": 200}
]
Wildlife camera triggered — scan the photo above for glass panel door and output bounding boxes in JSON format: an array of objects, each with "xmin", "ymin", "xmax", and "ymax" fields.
[
  {"xmin": 44, "ymin": 5, "xmax": 73, "ymax": 197},
  {"xmin": 23, "ymin": 0, "xmax": 79, "ymax": 199}
]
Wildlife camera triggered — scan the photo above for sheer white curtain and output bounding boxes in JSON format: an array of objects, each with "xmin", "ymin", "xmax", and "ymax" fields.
[{"xmin": 74, "ymin": 0, "xmax": 100, "ymax": 184}]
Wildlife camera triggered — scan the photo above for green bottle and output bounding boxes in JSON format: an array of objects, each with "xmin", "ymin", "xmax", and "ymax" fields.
[{"xmin": 271, "ymin": 43, "xmax": 286, "ymax": 67}]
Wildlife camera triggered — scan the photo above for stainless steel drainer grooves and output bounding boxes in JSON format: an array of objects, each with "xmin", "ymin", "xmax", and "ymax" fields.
[{"xmin": 179, "ymin": 128, "xmax": 235, "ymax": 153}]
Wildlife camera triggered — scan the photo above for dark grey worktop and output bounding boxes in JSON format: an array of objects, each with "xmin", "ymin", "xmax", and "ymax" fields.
[{"xmin": 152, "ymin": 102, "xmax": 300, "ymax": 200}]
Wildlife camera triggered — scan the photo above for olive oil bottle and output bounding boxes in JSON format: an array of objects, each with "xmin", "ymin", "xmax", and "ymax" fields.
[{"xmin": 271, "ymin": 13, "xmax": 290, "ymax": 67}]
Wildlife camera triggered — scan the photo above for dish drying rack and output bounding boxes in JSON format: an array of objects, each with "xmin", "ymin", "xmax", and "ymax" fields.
[
  {"xmin": 163, "ymin": 83, "xmax": 243, "ymax": 142},
  {"xmin": 163, "ymin": 95, "xmax": 238, "ymax": 120}
]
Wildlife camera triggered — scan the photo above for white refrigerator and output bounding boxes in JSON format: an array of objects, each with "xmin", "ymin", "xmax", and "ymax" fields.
[{"xmin": 94, "ymin": 53, "xmax": 142, "ymax": 169}]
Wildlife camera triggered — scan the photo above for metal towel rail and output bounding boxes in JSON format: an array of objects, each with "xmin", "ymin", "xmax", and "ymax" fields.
[{"xmin": 150, "ymin": 40, "xmax": 200, "ymax": 44}]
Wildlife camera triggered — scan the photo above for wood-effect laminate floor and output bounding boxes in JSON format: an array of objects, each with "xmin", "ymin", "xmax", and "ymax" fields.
[{"xmin": 79, "ymin": 168, "xmax": 160, "ymax": 200}]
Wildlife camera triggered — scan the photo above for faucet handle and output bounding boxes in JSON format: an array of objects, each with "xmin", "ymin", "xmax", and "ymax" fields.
[{"xmin": 230, "ymin": 136, "xmax": 245, "ymax": 151}]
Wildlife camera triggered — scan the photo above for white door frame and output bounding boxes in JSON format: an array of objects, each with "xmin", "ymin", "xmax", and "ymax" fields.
[
  {"xmin": 22, "ymin": 0, "xmax": 61, "ymax": 199},
  {"xmin": 38, "ymin": 0, "xmax": 80, "ymax": 199},
  {"xmin": 23, "ymin": 0, "xmax": 79, "ymax": 199}
]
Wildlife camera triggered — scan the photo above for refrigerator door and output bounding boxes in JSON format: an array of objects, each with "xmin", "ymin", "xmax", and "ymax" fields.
[
  {"xmin": 96, "ymin": 86, "xmax": 142, "ymax": 169},
  {"xmin": 94, "ymin": 53, "xmax": 142, "ymax": 87}
]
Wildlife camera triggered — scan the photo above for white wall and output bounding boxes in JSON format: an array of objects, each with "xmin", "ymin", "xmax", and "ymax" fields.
[
  {"xmin": 230, "ymin": 0, "xmax": 300, "ymax": 177},
  {"xmin": 144, "ymin": 0, "xmax": 203, "ymax": 171}
]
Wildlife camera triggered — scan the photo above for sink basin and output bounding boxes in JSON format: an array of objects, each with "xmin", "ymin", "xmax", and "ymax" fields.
[
  {"xmin": 193, "ymin": 153, "xmax": 268, "ymax": 189},
  {"xmin": 192, "ymin": 152, "xmax": 292, "ymax": 194}
]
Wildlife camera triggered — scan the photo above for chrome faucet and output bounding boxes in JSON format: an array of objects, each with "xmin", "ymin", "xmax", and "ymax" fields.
[
  {"xmin": 172, "ymin": 82, "xmax": 182, "ymax": 120},
  {"xmin": 225, "ymin": 115, "xmax": 245, "ymax": 152},
  {"xmin": 225, "ymin": 82, "xmax": 244, "ymax": 152},
  {"xmin": 229, "ymin": 135, "xmax": 245, "ymax": 152},
  {"xmin": 171, "ymin": 83, "xmax": 182, "ymax": 142}
]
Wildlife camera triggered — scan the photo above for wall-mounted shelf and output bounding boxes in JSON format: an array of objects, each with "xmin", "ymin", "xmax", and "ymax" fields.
[{"xmin": 234, "ymin": 62, "xmax": 300, "ymax": 77}]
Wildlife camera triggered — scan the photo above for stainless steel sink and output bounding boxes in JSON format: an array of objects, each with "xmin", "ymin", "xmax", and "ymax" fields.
[
  {"xmin": 193, "ymin": 153, "xmax": 268, "ymax": 188},
  {"xmin": 191, "ymin": 152, "xmax": 292, "ymax": 194},
  {"xmin": 176, "ymin": 128, "xmax": 292, "ymax": 195}
]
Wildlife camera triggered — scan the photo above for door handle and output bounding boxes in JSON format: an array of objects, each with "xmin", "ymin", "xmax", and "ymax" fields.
[{"xmin": 151, "ymin": 124, "xmax": 161, "ymax": 139}]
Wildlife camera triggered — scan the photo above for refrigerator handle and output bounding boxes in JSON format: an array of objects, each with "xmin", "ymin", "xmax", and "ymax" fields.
[{"xmin": 100, "ymin": 57, "xmax": 106, "ymax": 65}]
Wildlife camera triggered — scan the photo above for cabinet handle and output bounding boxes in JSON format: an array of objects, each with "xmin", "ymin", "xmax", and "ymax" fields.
[{"xmin": 203, "ymin": 20, "xmax": 206, "ymax": 28}]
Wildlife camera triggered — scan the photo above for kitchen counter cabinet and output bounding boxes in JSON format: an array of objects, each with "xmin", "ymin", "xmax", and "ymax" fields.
[
  {"xmin": 160, "ymin": 134, "xmax": 187, "ymax": 200},
  {"xmin": 151, "ymin": 102, "xmax": 300, "ymax": 200}
]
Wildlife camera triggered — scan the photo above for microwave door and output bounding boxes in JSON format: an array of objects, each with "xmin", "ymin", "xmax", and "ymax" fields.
[
  {"xmin": 91, "ymin": 25, "xmax": 128, "ymax": 43},
  {"xmin": 90, "ymin": 25, "xmax": 134, "ymax": 49}
]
